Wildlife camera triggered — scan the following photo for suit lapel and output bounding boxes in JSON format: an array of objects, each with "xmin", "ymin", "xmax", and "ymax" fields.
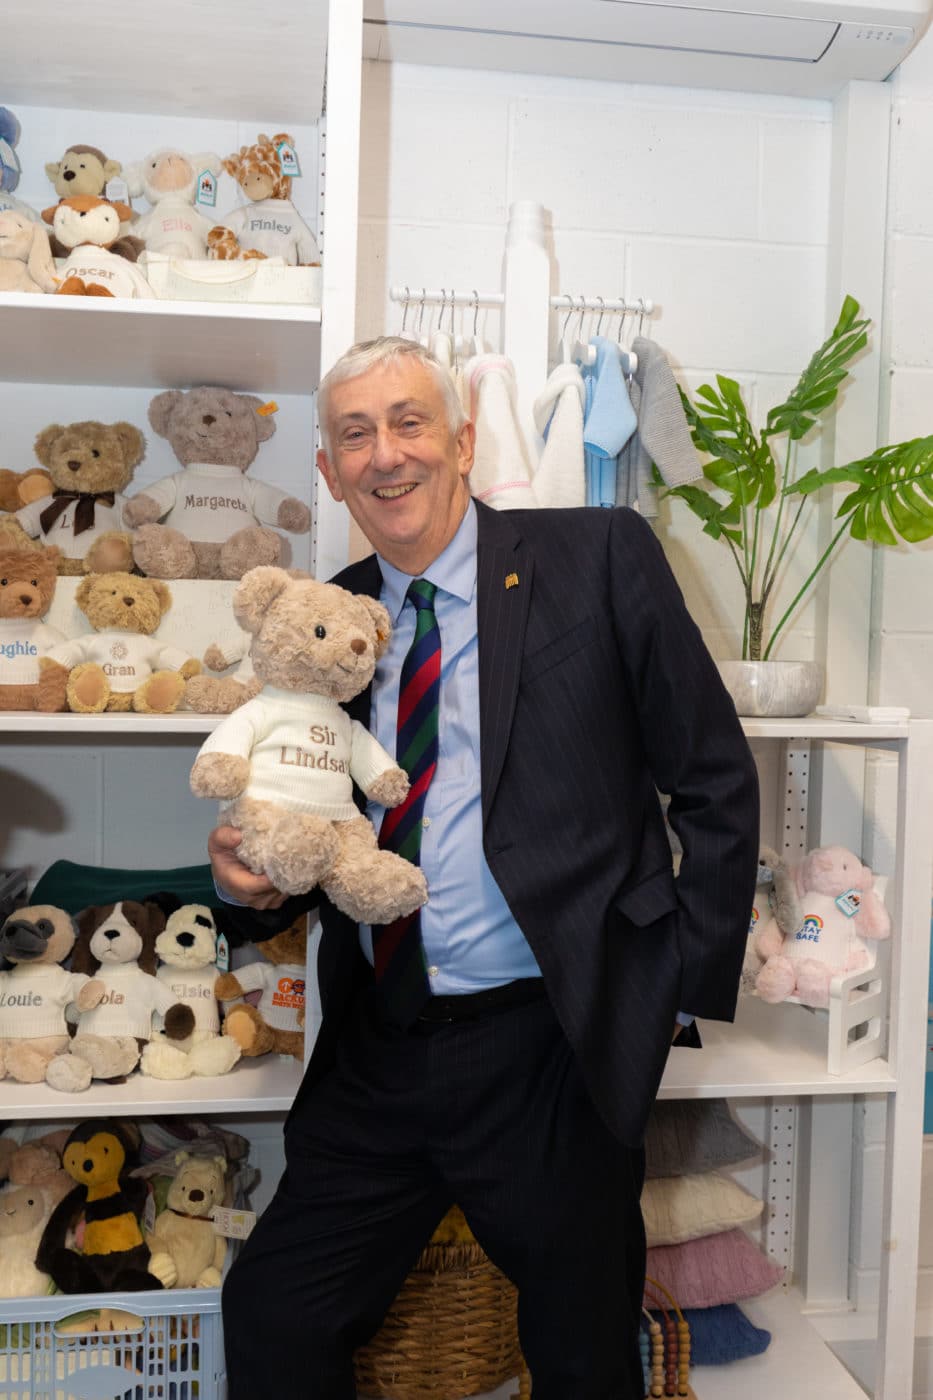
[
  {"xmin": 475, "ymin": 501, "xmax": 533, "ymax": 825},
  {"xmin": 337, "ymin": 553, "xmax": 382, "ymax": 731}
]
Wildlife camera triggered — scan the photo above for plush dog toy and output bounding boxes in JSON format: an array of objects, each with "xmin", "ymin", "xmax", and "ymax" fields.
[
  {"xmin": 139, "ymin": 902, "xmax": 241, "ymax": 1079},
  {"xmin": 754, "ymin": 844, "xmax": 891, "ymax": 1008},
  {"xmin": 0, "ymin": 904, "xmax": 104, "ymax": 1085},
  {"xmin": 123, "ymin": 386, "xmax": 311, "ymax": 580},
  {"xmin": 43, "ymin": 196, "xmax": 152, "ymax": 299},
  {"xmin": 0, "ymin": 544, "xmax": 70, "ymax": 712},
  {"xmin": 125, "ymin": 148, "xmax": 223, "ymax": 257},
  {"xmin": 215, "ymin": 917, "xmax": 307, "ymax": 1060},
  {"xmin": 0, "ymin": 210, "xmax": 57, "ymax": 293},
  {"xmin": 37, "ymin": 1118, "xmax": 164, "ymax": 1292},
  {"xmin": 45, "ymin": 901, "xmax": 195, "ymax": 1092},
  {"xmin": 42, "ymin": 572, "xmax": 200, "ymax": 714},
  {"xmin": 191, "ymin": 568, "xmax": 428, "ymax": 920},
  {"xmin": 145, "ymin": 1152, "xmax": 228, "ymax": 1288},
  {"xmin": 16, "ymin": 419, "xmax": 144, "ymax": 576},
  {"xmin": 207, "ymin": 132, "xmax": 319, "ymax": 265}
]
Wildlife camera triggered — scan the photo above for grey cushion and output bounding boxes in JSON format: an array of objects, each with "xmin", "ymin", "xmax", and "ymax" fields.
[{"xmin": 645, "ymin": 1099, "xmax": 762, "ymax": 1178}]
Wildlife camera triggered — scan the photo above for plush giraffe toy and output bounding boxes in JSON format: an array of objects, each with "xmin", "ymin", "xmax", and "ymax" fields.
[{"xmin": 206, "ymin": 132, "xmax": 319, "ymax": 266}]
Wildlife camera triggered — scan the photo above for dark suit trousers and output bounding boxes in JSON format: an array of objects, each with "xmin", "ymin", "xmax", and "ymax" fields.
[{"xmin": 223, "ymin": 987, "xmax": 647, "ymax": 1399}]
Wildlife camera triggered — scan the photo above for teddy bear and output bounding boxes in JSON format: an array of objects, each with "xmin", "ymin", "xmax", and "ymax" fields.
[
  {"xmin": 0, "ymin": 467, "xmax": 53, "ymax": 515},
  {"xmin": 185, "ymin": 634, "xmax": 262, "ymax": 714},
  {"xmin": 0, "ymin": 1182, "xmax": 55, "ymax": 1297},
  {"xmin": 190, "ymin": 567, "xmax": 429, "ymax": 922},
  {"xmin": 123, "ymin": 386, "xmax": 311, "ymax": 580},
  {"xmin": 0, "ymin": 904, "xmax": 106, "ymax": 1085},
  {"xmin": 0, "ymin": 210, "xmax": 58, "ymax": 293},
  {"xmin": 0, "ymin": 544, "xmax": 72, "ymax": 712},
  {"xmin": 214, "ymin": 917, "xmax": 307, "ymax": 1060},
  {"xmin": 0, "ymin": 1131, "xmax": 74, "ymax": 1208},
  {"xmin": 37, "ymin": 1118, "xmax": 165, "ymax": 1293},
  {"xmin": 43, "ymin": 196, "xmax": 152, "ymax": 299},
  {"xmin": 41, "ymin": 572, "xmax": 200, "ymax": 714},
  {"xmin": 0, "ymin": 107, "xmax": 39, "ymax": 222},
  {"xmin": 145, "ymin": 1152, "xmax": 228, "ymax": 1289},
  {"xmin": 739, "ymin": 843, "xmax": 793, "ymax": 996},
  {"xmin": 753, "ymin": 844, "xmax": 891, "ymax": 1008},
  {"xmin": 44, "ymin": 900, "xmax": 196, "ymax": 1093},
  {"xmin": 125, "ymin": 148, "xmax": 223, "ymax": 257},
  {"xmin": 207, "ymin": 132, "xmax": 320, "ymax": 265},
  {"xmin": 16, "ymin": 419, "xmax": 144, "ymax": 576},
  {"xmin": 139, "ymin": 901, "xmax": 241, "ymax": 1079}
]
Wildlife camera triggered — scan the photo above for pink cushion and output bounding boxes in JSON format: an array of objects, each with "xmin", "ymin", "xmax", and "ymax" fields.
[{"xmin": 646, "ymin": 1228, "xmax": 784, "ymax": 1309}]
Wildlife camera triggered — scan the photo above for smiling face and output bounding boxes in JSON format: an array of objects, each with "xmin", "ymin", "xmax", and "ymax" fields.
[{"xmin": 317, "ymin": 359, "xmax": 474, "ymax": 576}]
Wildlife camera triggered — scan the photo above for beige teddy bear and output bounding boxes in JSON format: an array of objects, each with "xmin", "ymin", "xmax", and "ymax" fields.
[
  {"xmin": 146, "ymin": 1152, "xmax": 228, "ymax": 1289},
  {"xmin": 16, "ymin": 420, "xmax": 145, "ymax": 575},
  {"xmin": 190, "ymin": 567, "xmax": 428, "ymax": 922},
  {"xmin": 42, "ymin": 571, "xmax": 200, "ymax": 713},
  {"xmin": 0, "ymin": 1183, "xmax": 55, "ymax": 1297}
]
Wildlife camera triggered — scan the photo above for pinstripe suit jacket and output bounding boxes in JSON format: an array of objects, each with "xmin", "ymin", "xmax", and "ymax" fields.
[{"xmin": 280, "ymin": 501, "xmax": 759, "ymax": 1146}]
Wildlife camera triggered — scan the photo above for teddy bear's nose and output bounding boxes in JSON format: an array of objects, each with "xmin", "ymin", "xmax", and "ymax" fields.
[
  {"xmin": 82, "ymin": 1158, "xmax": 93, "ymax": 1173},
  {"xmin": 123, "ymin": 596, "xmax": 134, "ymax": 606},
  {"xmin": 67, "ymin": 459, "xmax": 81, "ymax": 471},
  {"xmin": 350, "ymin": 638, "xmax": 366, "ymax": 655},
  {"xmin": 103, "ymin": 929, "xmax": 120, "ymax": 941},
  {"xmin": 189, "ymin": 1189, "xmax": 205, "ymax": 1202},
  {"xmin": 202, "ymin": 414, "xmax": 216, "ymax": 426},
  {"xmin": 18, "ymin": 593, "xmax": 32, "ymax": 606},
  {"xmin": 64, "ymin": 170, "xmax": 75, "ymax": 181},
  {"xmin": 176, "ymin": 932, "xmax": 195, "ymax": 947}
]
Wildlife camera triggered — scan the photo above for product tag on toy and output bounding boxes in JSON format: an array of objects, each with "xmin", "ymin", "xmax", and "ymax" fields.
[
  {"xmin": 105, "ymin": 177, "xmax": 129, "ymax": 205},
  {"xmin": 256, "ymin": 401, "xmax": 279, "ymax": 417},
  {"xmin": 216, "ymin": 932, "xmax": 230, "ymax": 973},
  {"xmin": 835, "ymin": 888, "xmax": 862, "ymax": 917},
  {"xmin": 143, "ymin": 1190, "xmax": 157, "ymax": 1235},
  {"xmin": 276, "ymin": 140, "xmax": 301, "ymax": 178},
  {"xmin": 212, "ymin": 1206, "xmax": 257, "ymax": 1240},
  {"xmin": 196, "ymin": 169, "xmax": 217, "ymax": 208}
]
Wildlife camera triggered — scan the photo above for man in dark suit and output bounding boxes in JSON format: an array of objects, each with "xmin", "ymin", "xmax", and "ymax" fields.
[{"xmin": 215, "ymin": 337, "xmax": 760, "ymax": 1399}]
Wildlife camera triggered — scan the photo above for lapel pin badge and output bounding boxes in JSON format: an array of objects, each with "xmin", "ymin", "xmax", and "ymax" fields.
[{"xmin": 505, "ymin": 572, "xmax": 519, "ymax": 590}]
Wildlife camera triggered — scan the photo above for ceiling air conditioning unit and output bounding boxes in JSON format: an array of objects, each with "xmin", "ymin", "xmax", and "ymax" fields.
[{"xmin": 362, "ymin": 0, "xmax": 933, "ymax": 97}]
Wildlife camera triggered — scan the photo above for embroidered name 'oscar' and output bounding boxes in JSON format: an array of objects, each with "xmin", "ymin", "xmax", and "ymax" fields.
[{"xmin": 279, "ymin": 723, "xmax": 349, "ymax": 774}]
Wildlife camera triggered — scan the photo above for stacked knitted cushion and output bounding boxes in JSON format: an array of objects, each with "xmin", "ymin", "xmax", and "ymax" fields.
[{"xmin": 642, "ymin": 1099, "xmax": 778, "ymax": 1366}]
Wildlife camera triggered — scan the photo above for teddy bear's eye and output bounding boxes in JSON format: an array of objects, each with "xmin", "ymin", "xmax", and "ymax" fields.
[
  {"xmin": 30, "ymin": 580, "xmax": 38, "ymax": 588},
  {"xmin": 92, "ymin": 449, "xmax": 100, "ymax": 458},
  {"xmin": 0, "ymin": 580, "xmax": 6, "ymax": 587},
  {"xmin": 315, "ymin": 625, "xmax": 326, "ymax": 639}
]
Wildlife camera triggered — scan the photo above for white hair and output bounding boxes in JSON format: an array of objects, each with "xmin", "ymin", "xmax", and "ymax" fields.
[{"xmin": 317, "ymin": 336, "xmax": 467, "ymax": 457}]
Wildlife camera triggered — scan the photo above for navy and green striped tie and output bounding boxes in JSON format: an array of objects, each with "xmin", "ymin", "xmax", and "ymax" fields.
[{"xmin": 373, "ymin": 578, "xmax": 440, "ymax": 1023}]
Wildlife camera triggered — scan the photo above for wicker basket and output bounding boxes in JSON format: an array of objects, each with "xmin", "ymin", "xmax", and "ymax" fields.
[{"xmin": 354, "ymin": 1238, "xmax": 525, "ymax": 1400}]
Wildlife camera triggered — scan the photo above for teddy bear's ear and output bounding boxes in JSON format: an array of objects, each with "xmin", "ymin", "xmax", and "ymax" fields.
[
  {"xmin": 74, "ymin": 575, "xmax": 97, "ymax": 612},
  {"xmin": 146, "ymin": 579, "xmax": 173, "ymax": 615},
  {"xmin": 44, "ymin": 161, "xmax": 63, "ymax": 182},
  {"xmin": 233, "ymin": 566, "xmax": 292, "ymax": 633},
  {"xmin": 148, "ymin": 390, "xmax": 185, "ymax": 438},
  {"xmin": 358, "ymin": 596, "xmax": 393, "ymax": 659},
  {"xmin": 34, "ymin": 424, "xmax": 65, "ymax": 467},
  {"xmin": 175, "ymin": 1151, "xmax": 190, "ymax": 1166},
  {"xmin": 110, "ymin": 421, "xmax": 145, "ymax": 468},
  {"xmin": 240, "ymin": 394, "xmax": 277, "ymax": 443}
]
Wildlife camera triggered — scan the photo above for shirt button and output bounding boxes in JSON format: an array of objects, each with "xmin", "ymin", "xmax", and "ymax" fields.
[
  {"xmin": 422, "ymin": 817, "xmax": 431, "ymax": 829},
  {"xmin": 427, "ymin": 965, "xmax": 439, "ymax": 978}
]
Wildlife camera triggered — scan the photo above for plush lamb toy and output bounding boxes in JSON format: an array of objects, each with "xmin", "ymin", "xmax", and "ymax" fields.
[
  {"xmin": 45, "ymin": 901, "xmax": 195, "ymax": 1092},
  {"xmin": 0, "ymin": 211, "xmax": 57, "ymax": 293},
  {"xmin": 207, "ymin": 132, "xmax": 320, "ymax": 265},
  {"xmin": 0, "ymin": 904, "xmax": 104, "ymax": 1085},
  {"xmin": 126, "ymin": 148, "xmax": 223, "ymax": 257},
  {"xmin": 123, "ymin": 386, "xmax": 311, "ymax": 580},
  {"xmin": 43, "ymin": 196, "xmax": 152, "ymax": 299},
  {"xmin": 754, "ymin": 844, "xmax": 890, "ymax": 1008},
  {"xmin": 139, "ymin": 903, "xmax": 241, "ymax": 1080},
  {"xmin": 145, "ymin": 1152, "xmax": 228, "ymax": 1289},
  {"xmin": 191, "ymin": 568, "xmax": 429, "ymax": 921},
  {"xmin": 0, "ymin": 1183, "xmax": 55, "ymax": 1297}
]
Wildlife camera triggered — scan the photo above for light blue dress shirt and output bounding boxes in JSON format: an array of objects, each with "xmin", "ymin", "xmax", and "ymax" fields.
[{"xmin": 361, "ymin": 500, "xmax": 541, "ymax": 994}]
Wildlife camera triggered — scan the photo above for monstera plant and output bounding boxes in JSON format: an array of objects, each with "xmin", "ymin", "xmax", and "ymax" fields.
[{"xmin": 663, "ymin": 296, "xmax": 933, "ymax": 663}]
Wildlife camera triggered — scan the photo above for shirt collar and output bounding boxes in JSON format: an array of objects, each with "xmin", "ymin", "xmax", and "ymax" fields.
[{"xmin": 377, "ymin": 498, "xmax": 477, "ymax": 624}]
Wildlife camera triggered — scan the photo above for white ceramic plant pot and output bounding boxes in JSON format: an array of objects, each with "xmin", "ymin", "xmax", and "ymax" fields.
[{"xmin": 717, "ymin": 659, "xmax": 825, "ymax": 718}]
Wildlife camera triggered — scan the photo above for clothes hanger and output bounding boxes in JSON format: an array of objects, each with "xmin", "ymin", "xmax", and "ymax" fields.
[
  {"xmin": 616, "ymin": 300, "xmax": 638, "ymax": 379},
  {"xmin": 430, "ymin": 289, "xmax": 454, "ymax": 367},
  {"xmin": 569, "ymin": 297, "xmax": 596, "ymax": 368},
  {"xmin": 468, "ymin": 289, "xmax": 487, "ymax": 357},
  {"xmin": 400, "ymin": 286, "xmax": 416, "ymax": 343},
  {"xmin": 417, "ymin": 288, "xmax": 429, "ymax": 349}
]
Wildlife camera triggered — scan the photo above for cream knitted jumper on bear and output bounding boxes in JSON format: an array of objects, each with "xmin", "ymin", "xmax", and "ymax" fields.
[
  {"xmin": 17, "ymin": 492, "xmax": 128, "ymax": 560},
  {"xmin": 0, "ymin": 619, "xmax": 65, "ymax": 685},
  {"xmin": 0, "ymin": 963, "xmax": 92, "ymax": 1038},
  {"xmin": 220, "ymin": 198, "xmax": 319, "ymax": 265},
  {"xmin": 75, "ymin": 963, "xmax": 181, "ymax": 1040},
  {"xmin": 196, "ymin": 686, "xmax": 397, "ymax": 822},
  {"xmin": 46, "ymin": 630, "xmax": 190, "ymax": 694},
  {"xmin": 153, "ymin": 965, "xmax": 220, "ymax": 1034},
  {"xmin": 56, "ymin": 245, "xmax": 155, "ymax": 299},
  {"xmin": 129, "ymin": 463, "xmax": 295, "ymax": 543},
  {"xmin": 230, "ymin": 960, "xmax": 305, "ymax": 1033}
]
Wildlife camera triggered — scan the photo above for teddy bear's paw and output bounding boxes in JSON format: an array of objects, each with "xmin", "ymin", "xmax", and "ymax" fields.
[
  {"xmin": 276, "ymin": 498, "xmax": 311, "ymax": 534},
  {"xmin": 191, "ymin": 752, "xmax": 250, "ymax": 800},
  {"xmin": 139, "ymin": 1041, "xmax": 192, "ymax": 1081},
  {"xmin": 219, "ymin": 526, "xmax": 282, "ymax": 581},
  {"xmin": 147, "ymin": 1251, "xmax": 178, "ymax": 1289},
  {"xmin": 754, "ymin": 956, "xmax": 797, "ymax": 1004},
  {"xmin": 264, "ymin": 813, "xmax": 340, "ymax": 895},
  {"xmin": 187, "ymin": 1035, "xmax": 241, "ymax": 1077},
  {"xmin": 132, "ymin": 524, "xmax": 198, "ymax": 579},
  {"xmin": 71, "ymin": 1033, "xmax": 141, "ymax": 1080},
  {"xmin": 223, "ymin": 1006, "xmax": 273, "ymax": 1056},
  {"xmin": 6, "ymin": 1043, "xmax": 55, "ymax": 1084},
  {"xmin": 85, "ymin": 531, "xmax": 134, "ymax": 575},
  {"xmin": 56, "ymin": 275, "xmax": 88, "ymax": 296},
  {"xmin": 196, "ymin": 1266, "xmax": 223, "ymax": 1289},
  {"xmin": 45, "ymin": 1054, "xmax": 93, "ymax": 1093},
  {"xmin": 206, "ymin": 227, "xmax": 240, "ymax": 260},
  {"xmin": 367, "ymin": 766, "xmax": 411, "ymax": 810},
  {"xmin": 186, "ymin": 675, "xmax": 256, "ymax": 715},
  {"xmin": 66, "ymin": 662, "xmax": 109, "ymax": 713},
  {"xmin": 37, "ymin": 657, "xmax": 69, "ymax": 713},
  {"xmin": 134, "ymin": 669, "xmax": 185, "ymax": 714},
  {"xmin": 325, "ymin": 855, "xmax": 428, "ymax": 927}
]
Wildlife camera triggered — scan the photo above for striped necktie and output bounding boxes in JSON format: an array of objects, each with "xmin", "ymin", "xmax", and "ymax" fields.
[{"xmin": 373, "ymin": 577, "xmax": 440, "ymax": 1023}]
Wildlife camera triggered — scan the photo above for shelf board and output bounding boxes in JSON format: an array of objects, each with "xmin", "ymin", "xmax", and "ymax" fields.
[
  {"xmin": 0, "ymin": 293, "xmax": 321, "ymax": 393},
  {"xmin": 0, "ymin": 1055, "xmax": 302, "ymax": 1119},
  {"xmin": 0, "ymin": 711, "xmax": 224, "ymax": 735},
  {"xmin": 5, "ymin": 0, "xmax": 328, "ymax": 122},
  {"xmin": 690, "ymin": 1288, "xmax": 869, "ymax": 1399},
  {"xmin": 740, "ymin": 716, "xmax": 910, "ymax": 741},
  {"xmin": 660, "ymin": 996, "xmax": 896, "ymax": 1098}
]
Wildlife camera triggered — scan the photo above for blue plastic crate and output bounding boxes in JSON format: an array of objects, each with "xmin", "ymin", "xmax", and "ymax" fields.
[{"xmin": 0, "ymin": 1286, "xmax": 224, "ymax": 1400}]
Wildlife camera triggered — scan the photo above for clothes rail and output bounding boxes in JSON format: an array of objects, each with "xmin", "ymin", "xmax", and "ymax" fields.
[{"xmin": 389, "ymin": 288, "xmax": 655, "ymax": 315}]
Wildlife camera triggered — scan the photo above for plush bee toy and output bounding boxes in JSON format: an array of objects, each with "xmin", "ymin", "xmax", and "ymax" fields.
[{"xmin": 36, "ymin": 1118, "xmax": 163, "ymax": 1292}]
